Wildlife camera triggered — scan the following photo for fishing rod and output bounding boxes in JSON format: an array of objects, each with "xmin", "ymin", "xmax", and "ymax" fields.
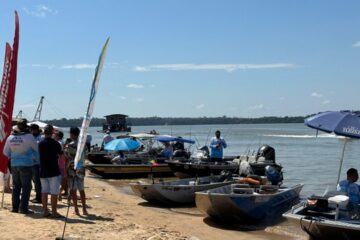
[
  {"xmin": 222, "ymin": 123, "xmax": 236, "ymax": 139},
  {"xmin": 204, "ymin": 128, "xmax": 212, "ymax": 147},
  {"xmin": 193, "ymin": 135, "xmax": 202, "ymax": 149}
]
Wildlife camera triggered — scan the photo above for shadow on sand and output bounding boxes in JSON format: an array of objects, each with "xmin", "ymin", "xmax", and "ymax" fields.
[
  {"xmin": 138, "ymin": 201, "xmax": 207, "ymax": 217},
  {"xmin": 21, "ymin": 205, "xmax": 114, "ymax": 224},
  {"xmin": 202, "ymin": 215, "xmax": 288, "ymax": 232},
  {"xmin": 138, "ymin": 201, "xmax": 195, "ymax": 208}
]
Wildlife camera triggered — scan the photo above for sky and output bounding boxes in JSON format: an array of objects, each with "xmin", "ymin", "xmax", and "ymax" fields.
[{"xmin": 0, "ymin": 1, "xmax": 359, "ymax": 120}]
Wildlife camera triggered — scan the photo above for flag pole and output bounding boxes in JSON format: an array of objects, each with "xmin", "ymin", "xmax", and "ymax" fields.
[{"xmin": 59, "ymin": 38, "xmax": 109, "ymax": 239}]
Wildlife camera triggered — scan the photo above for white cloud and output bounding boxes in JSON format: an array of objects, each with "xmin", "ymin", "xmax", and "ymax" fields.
[
  {"xmin": 30, "ymin": 64, "xmax": 56, "ymax": 69},
  {"xmin": 279, "ymin": 97, "xmax": 285, "ymax": 101},
  {"xmin": 120, "ymin": 96, "xmax": 127, "ymax": 100},
  {"xmin": 353, "ymin": 41, "xmax": 360, "ymax": 48},
  {"xmin": 311, "ymin": 92, "xmax": 323, "ymax": 98},
  {"xmin": 322, "ymin": 100, "xmax": 330, "ymax": 105},
  {"xmin": 196, "ymin": 104, "xmax": 205, "ymax": 110},
  {"xmin": 134, "ymin": 66, "xmax": 148, "ymax": 72},
  {"xmin": 23, "ymin": 5, "xmax": 58, "ymax": 18},
  {"xmin": 133, "ymin": 63, "xmax": 295, "ymax": 72},
  {"xmin": 61, "ymin": 64, "xmax": 95, "ymax": 69},
  {"xmin": 24, "ymin": 63, "xmax": 95, "ymax": 70},
  {"xmin": 127, "ymin": 84, "xmax": 144, "ymax": 89},
  {"xmin": 249, "ymin": 104, "xmax": 264, "ymax": 110},
  {"xmin": 135, "ymin": 98, "xmax": 144, "ymax": 102},
  {"xmin": 150, "ymin": 84, "xmax": 156, "ymax": 88},
  {"xmin": 105, "ymin": 62, "xmax": 121, "ymax": 69}
]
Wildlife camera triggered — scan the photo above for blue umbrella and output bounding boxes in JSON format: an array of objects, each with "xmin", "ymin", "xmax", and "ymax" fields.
[
  {"xmin": 104, "ymin": 138, "xmax": 141, "ymax": 151},
  {"xmin": 305, "ymin": 110, "xmax": 360, "ymax": 183},
  {"xmin": 305, "ymin": 110, "xmax": 360, "ymax": 138},
  {"xmin": 154, "ymin": 135, "xmax": 195, "ymax": 144}
]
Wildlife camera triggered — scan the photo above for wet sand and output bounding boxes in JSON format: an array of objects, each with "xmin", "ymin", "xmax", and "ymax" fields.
[{"xmin": 0, "ymin": 173, "xmax": 308, "ymax": 239}]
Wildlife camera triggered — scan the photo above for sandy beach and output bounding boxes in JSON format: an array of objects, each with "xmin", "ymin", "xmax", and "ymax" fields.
[{"xmin": 0, "ymin": 173, "xmax": 307, "ymax": 240}]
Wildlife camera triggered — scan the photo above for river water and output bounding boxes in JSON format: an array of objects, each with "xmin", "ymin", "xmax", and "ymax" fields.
[{"xmin": 66, "ymin": 123, "xmax": 359, "ymax": 239}]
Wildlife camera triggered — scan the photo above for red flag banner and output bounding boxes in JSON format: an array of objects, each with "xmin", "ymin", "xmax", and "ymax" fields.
[{"xmin": 0, "ymin": 11, "xmax": 20, "ymax": 174}]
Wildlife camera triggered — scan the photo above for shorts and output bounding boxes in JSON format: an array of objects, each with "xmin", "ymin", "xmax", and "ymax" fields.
[
  {"xmin": 68, "ymin": 176, "xmax": 84, "ymax": 191},
  {"xmin": 40, "ymin": 175, "xmax": 61, "ymax": 195}
]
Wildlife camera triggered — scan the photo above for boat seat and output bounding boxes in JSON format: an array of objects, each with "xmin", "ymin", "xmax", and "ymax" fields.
[
  {"xmin": 232, "ymin": 187, "xmax": 254, "ymax": 194},
  {"xmin": 259, "ymin": 185, "xmax": 279, "ymax": 194},
  {"xmin": 328, "ymin": 195, "xmax": 349, "ymax": 220},
  {"xmin": 328, "ymin": 195, "xmax": 349, "ymax": 209}
]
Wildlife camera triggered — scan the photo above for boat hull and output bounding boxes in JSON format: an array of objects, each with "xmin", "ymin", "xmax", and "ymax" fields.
[
  {"xmin": 87, "ymin": 151, "xmax": 112, "ymax": 164},
  {"xmin": 196, "ymin": 184, "xmax": 303, "ymax": 223},
  {"xmin": 284, "ymin": 203, "xmax": 360, "ymax": 240},
  {"xmin": 130, "ymin": 176, "xmax": 234, "ymax": 205},
  {"xmin": 87, "ymin": 151, "xmax": 181, "ymax": 165},
  {"xmin": 85, "ymin": 163, "xmax": 174, "ymax": 179}
]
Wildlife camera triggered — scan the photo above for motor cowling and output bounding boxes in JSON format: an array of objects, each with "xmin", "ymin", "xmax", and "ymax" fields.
[{"xmin": 256, "ymin": 144, "xmax": 275, "ymax": 161}]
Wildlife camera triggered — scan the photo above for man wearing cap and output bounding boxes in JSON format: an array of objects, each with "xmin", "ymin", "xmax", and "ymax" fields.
[
  {"xmin": 29, "ymin": 123, "xmax": 43, "ymax": 203},
  {"xmin": 3, "ymin": 119, "xmax": 38, "ymax": 214},
  {"xmin": 38, "ymin": 124, "xmax": 63, "ymax": 218}
]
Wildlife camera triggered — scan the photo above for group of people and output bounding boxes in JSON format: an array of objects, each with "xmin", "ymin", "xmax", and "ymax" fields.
[
  {"xmin": 2, "ymin": 118, "xmax": 88, "ymax": 217},
  {"xmin": 161, "ymin": 130, "xmax": 228, "ymax": 160}
]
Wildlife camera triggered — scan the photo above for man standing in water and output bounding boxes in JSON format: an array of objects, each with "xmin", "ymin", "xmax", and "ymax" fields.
[
  {"xmin": 209, "ymin": 130, "xmax": 227, "ymax": 162},
  {"xmin": 64, "ymin": 127, "xmax": 88, "ymax": 215}
]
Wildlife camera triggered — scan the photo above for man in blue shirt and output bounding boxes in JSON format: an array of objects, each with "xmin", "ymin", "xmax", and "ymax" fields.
[
  {"xmin": 337, "ymin": 168, "xmax": 360, "ymax": 204},
  {"xmin": 209, "ymin": 130, "xmax": 227, "ymax": 162},
  {"xmin": 3, "ymin": 119, "xmax": 38, "ymax": 214}
]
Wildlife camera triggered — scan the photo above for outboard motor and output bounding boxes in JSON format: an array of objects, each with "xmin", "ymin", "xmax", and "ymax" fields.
[
  {"xmin": 173, "ymin": 150, "xmax": 190, "ymax": 159},
  {"xmin": 265, "ymin": 165, "xmax": 281, "ymax": 185},
  {"xmin": 256, "ymin": 144, "xmax": 275, "ymax": 161}
]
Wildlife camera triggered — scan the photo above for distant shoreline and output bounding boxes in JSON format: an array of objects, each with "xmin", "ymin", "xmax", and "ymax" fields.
[{"xmin": 46, "ymin": 116, "xmax": 306, "ymax": 128}]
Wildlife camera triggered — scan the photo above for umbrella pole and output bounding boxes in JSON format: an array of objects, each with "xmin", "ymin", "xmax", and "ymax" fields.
[{"xmin": 336, "ymin": 138, "xmax": 348, "ymax": 185}]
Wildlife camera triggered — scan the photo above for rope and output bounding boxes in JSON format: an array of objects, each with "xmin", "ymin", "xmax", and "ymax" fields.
[
  {"xmin": 300, "ymin": 216, "xmax": 320, "ymax": 239},
  {"xmin": 43, "ymin": 98, "xmax": 70, "ymax": 119}
]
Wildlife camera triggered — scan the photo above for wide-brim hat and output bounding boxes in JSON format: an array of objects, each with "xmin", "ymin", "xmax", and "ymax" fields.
[{"xmin": 13, "ymin": 118, "xmax": 29, "ymax": 133}]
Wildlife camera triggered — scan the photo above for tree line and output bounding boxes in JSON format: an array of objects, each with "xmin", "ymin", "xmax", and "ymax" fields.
[{"xmin": 46, "ymin": 116, "xmax": 306, "ymax": 127}]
